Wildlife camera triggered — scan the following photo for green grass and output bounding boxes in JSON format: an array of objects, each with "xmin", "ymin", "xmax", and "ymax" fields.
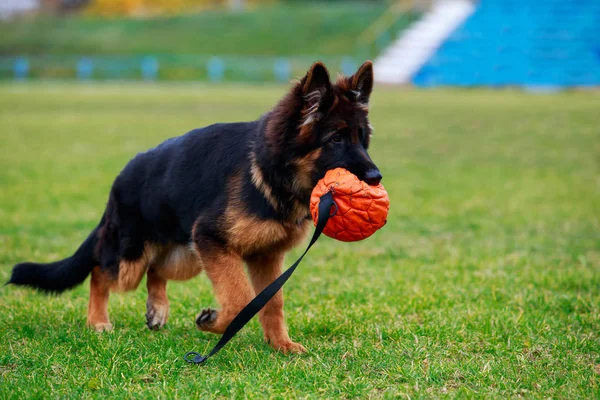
[
  {"xmin": 0, "ymin": 3, "xmax": 391, "ymax": 56},
  {"xmin": 0, "ymin": 83, "xmax": 599, "ymax": 398}
]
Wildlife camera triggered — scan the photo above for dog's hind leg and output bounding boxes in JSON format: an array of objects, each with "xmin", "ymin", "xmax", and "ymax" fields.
[
  {"xmin": 87, "ymin": 267, "xmax": 112, "ymax": 332},
  {"xmin": 246, "ymin": 253, "xmax": 307, "ymax": 354},
  {"xmin": 145, "ymin": 269, "xmax": 169, "ymax": 330},
  {"xmin": 193, "ymin": 240, "xmax": 255, "ymax": 334}
]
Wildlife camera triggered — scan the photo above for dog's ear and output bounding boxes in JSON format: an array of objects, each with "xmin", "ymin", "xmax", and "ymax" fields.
[
  {"xmin": 267, "ymin": 62, "xmax": 332, "ymax": 146},
  {"xmin": 300, "ymin": 62, "xmax": 332, "ymax": 115},
  {"xmin": 349, "ymin": 60, "xmax": 374, "ymax": 105}
]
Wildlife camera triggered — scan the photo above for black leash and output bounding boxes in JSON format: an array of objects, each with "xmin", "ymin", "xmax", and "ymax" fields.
[
  {"xmin": 183, "ymin": 191, "xmax": 336, "ymax": 365},
  {"xmin": 183, "ymin": 192, "xmax": 337, "ymax": 364}
]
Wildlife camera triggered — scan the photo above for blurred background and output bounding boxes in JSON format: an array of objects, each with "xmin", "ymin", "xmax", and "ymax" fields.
[{"xmin": 1, "ymin": 0, "xmax": 598, "ymax": 87}]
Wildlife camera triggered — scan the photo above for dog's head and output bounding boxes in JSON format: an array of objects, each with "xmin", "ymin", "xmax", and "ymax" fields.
[{"xmin": 265, "ymin": 61, "xmax": 381, "ymax": 198}]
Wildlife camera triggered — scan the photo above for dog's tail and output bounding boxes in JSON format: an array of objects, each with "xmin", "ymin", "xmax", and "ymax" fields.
[{"xmin": 7, "ymin": 227, "xmax": 99, "ymax": 293}]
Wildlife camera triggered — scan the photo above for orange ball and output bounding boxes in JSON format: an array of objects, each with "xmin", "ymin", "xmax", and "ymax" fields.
[{"xmin": 310, "ymin": 168, "xmax": 390, "ymax": 242}]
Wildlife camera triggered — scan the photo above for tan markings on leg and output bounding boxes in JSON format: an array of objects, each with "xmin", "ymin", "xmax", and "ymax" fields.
[
  {"xmin": 195, "ymin": 248, "xmax": 255, "ymax": 334},
  {"xmin": 145, "ymin": 269, "xmax": 169, "ymax": 330},
  {"xmin": 153, "ymin": 244, "xmax": 202, "ymax": 281},
  {"xmin": 87, "ymin": 266, "xmax": 112, "ymax": 332},
  {"xmin": 249, "ymin": 151, "xmax": 279, "ymax": 211},
  {"xmin": 111, "ymin": 243, "xmax": 160, "ymax": 292},
  {"xmin": 247, "ymin": 253, "xmax": 306, "ymax": 354}
]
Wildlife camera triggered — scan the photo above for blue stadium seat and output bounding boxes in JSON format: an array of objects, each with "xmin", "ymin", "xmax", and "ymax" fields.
[{"xmin": 412, "ymin": 0, "xmax": 600, "ymax": 87}]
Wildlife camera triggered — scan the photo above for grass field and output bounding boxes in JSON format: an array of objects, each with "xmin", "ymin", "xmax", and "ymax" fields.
[
  {"xmin": 0, "ymin": 3, "xmax": 394, "ymax": 56},
  {"xmin": 0, "ymin": 83, "xmax": 599, "ymax": 398}
]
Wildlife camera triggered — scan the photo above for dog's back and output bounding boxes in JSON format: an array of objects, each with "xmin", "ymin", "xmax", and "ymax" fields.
[{"xmin": 112, "ymin": 120, "xmax": 261, "ymax": 237}]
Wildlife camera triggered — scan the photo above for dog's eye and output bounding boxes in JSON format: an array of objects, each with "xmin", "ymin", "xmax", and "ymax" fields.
[{"xmin": 331, "ymin": 134, "xmax": 343, "ymax": 143}]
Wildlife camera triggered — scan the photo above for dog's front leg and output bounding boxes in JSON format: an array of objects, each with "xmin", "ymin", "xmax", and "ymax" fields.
[
  {"xmin": 246, "ymin": 253, "xmax": 307, "ymax": 354},
  {"xmin": 194, "ymin": 238, "xmax": 255, "ymax": 334}
]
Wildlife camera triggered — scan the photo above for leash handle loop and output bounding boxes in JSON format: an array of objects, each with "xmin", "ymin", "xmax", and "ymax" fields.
[{"xmin": 184, "ymin": 191, "xmax": 335, "ymax": 365}]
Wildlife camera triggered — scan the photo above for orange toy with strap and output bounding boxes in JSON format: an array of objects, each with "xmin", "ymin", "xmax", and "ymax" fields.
[
  {"xmin": 185, "ymin": 169, "xmax": 389, "ymax": 364},
  {"xmin": 310, "ymin": 168, "xmax": 389, "ymax": 242}
]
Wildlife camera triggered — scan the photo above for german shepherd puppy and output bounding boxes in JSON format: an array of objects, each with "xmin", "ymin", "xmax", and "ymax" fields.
[{"xmin": 8, "ymin": 61, "xmax": 382, "ymax": 353}]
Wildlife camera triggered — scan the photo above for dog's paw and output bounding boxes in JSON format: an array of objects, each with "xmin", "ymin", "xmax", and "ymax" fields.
[
  {"xmin": 270, "ymin": 340, "xmax": 307, "ymax": 354},
  {"xmin": 146, "ymin": 302, "xmax": 169, "ymax": 331},
  {"xmin": 195, "ymin": 308, "xmax": 218, "ymax": 331},
  {"xmin": 88, "ymin": 321, "xmax": 113, "ymax": 333}
]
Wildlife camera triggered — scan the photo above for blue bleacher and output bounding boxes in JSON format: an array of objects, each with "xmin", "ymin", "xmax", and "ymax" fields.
[{"xmin": 412, "ymin": 0, "xmax": 600, "ymax": 87}]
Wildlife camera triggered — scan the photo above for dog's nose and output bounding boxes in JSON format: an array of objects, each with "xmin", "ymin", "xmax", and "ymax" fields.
[{"xmin": 364, "ymin": 169, "xmax": 382, "ymax": 186}]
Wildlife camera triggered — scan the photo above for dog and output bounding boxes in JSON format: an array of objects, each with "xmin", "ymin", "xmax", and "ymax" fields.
[{"xmin": 8, "ymin": 61, "xmax": 382, "ymax": 354}]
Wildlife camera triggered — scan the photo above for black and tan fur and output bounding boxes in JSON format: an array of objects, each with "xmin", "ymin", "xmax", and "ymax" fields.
[{"xmin": 8, "ymin": 61, "xmax": 382, "ymax": 353}]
